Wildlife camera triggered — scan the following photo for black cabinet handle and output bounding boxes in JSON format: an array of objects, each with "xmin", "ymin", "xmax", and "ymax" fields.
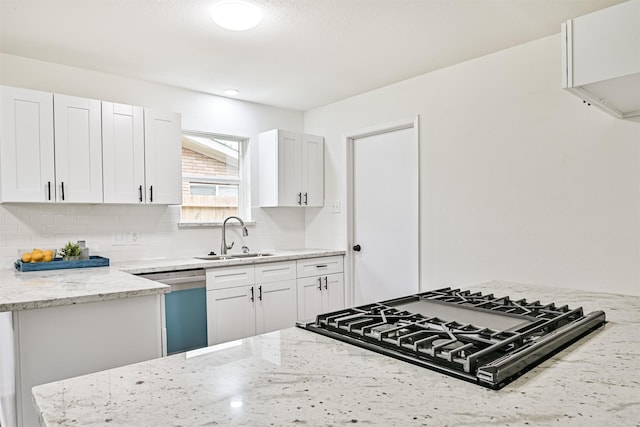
[
  {"xmin": 47, "ymin": 181, "xmax": 51, "ymax": 201},
  {"xmin": 324, "ymin": 276, "xmax": 328, "ymax": 290},
  {"xmin": 61, "ymin": 182, "xmax": 65, "ymax": 201},
  {"xmin": 149, "ymin": 185, "xmax": 153, "ymax": 202},
  {"xmin": 317, "ymin": 277, "xmax": 322, "ymax": 291},
  {"xmin": 353, "ymin": 244, "xmax": 361, "ymax": 252},
  {"xmin": 250, "ymin": 286, "xmax": 254, "ymax": 302},
  {"xmin": 297, "ymin": 192, "xmax": 302, "ymax": 205},
  {"xmin": 258, "ymin": 285, "xmax": 262, "ymax": 301},
  {"xmin": 139, "ymin": 185, "xmax": 143, "ymax": 202},
  {"xmin": 303, "ymin": 192, "xmax": 308, "ymax": 205},
  {"xmin": 316, "ymin": 264, "xmax": 328, "ymax": 268}
]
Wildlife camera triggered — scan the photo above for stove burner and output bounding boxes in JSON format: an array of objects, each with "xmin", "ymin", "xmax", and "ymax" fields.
[{"xmin": 298, "ymin": 287, "xmax": 605, "ymax": 389}]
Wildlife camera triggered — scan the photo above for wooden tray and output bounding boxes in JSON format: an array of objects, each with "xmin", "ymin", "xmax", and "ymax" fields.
[{"xmin": 14, "ymin": 256, "xmax": 110, "ymax": 272}]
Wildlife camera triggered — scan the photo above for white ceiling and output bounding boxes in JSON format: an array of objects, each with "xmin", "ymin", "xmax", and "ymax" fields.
[{"xmin": 0, "ymin": 0, "xmax": 627, "ymax": 111}]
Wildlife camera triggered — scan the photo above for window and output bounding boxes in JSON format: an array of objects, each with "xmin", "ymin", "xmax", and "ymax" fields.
[{"xmin": 181, "ymin": 131, "xmax": 249, "ymax": 223}]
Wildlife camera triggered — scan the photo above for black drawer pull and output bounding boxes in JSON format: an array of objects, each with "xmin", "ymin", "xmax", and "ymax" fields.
[{"xmin": 316, "ymin": 264, "xmax": 328, "ymax": 268}]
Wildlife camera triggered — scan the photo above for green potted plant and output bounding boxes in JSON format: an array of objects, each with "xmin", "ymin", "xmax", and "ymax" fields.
[{"xmin": 59, "ymin": 241, "xmax": 81, "ymax": 261}]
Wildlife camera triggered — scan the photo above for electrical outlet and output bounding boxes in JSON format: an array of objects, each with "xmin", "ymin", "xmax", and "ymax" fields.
[
  {"xmin": 130, "ymin": 232, "xmax": 141, "ymax": 245},
  {"xmin": 331, "ymin": 200, "xmax": 341, "ymax": 213},
  {"xmin": 111, "ymin": 232, "xmax": 129, "ymax": 246}
]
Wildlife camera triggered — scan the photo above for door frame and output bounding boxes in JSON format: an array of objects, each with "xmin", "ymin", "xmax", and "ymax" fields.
[{"xmin": 344, "ymin": 116, "xmax": 421, "ymax": 307}]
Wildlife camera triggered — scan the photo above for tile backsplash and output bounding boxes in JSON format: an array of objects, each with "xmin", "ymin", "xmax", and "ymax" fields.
[{"xmin": 0, "ymin": 204, "xmax": 305, "ymax": 269}]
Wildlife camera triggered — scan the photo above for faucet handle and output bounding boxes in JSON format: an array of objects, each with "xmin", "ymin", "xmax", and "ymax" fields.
[{"xmin": 226, "ymin": 241, "xmax": 235, "ymax": 250}]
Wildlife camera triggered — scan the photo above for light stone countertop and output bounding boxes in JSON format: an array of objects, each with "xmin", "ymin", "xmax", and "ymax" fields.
[
  {"xmin": 0, "ymin": 249, "xmax": 345, "ymax": 312},
  {"xmin": 32, "ymin": 280, "xmax": 640, "ymax": 426}
]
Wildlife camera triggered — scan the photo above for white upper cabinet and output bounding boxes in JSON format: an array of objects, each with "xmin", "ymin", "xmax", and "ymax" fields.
[
  {"xmin": 102, "ymin": 102, "xmax": 145, "ymax": 203},
  {"xmin": 103, "ymin": 104, "xmax": 181, "ymax": 204},
  {"xmin": 0, "ymin": 88, "xmax": 102, "ymax": 203},
  {"xmin": 144, "ymin": 109, "xmax": 182, "ymax": 205},
  {"xmin": 1, "ymin": 85, "xmax": 183, "ymax": 204},
  {"xmin": 53, "ymin": 94, "xmax": 103, "ymax": 203},
  {"xmin": 258, "ymin": 129, "xmax": 324, "ymax": 207},
  {"xmin": 562, "ymin": 0, "xmax": 640, "ymax": 118},
  {"xmin": 0, "ymin": 86, "xmax": 55, "ymax": 202}
]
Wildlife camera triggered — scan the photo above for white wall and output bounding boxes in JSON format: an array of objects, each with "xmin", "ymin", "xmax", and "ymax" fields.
[
  {"xmin": 304, "ymin": 34, "xmax": 640, "ymax": 296},
  {"xmin": 0, "ymin": 53, "xmax": 307, "ymax": 268}
]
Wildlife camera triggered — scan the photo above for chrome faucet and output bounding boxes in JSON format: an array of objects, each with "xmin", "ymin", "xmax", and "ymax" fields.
[{"xmin": 220, "ymin": 216, "xmax": 248, "ymax": 255}]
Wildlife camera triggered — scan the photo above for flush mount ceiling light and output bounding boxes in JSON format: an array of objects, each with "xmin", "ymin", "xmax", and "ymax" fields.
[
  {"xmin": 224, "ymin": 89, "xmax": 240, "ymax": 96},
  {"xmin": 210, "ymin": 1, "xmax": 263, "ymax": 31}
]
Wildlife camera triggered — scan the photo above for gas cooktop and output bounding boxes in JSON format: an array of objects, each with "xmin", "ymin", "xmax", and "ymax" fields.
[{"xmin": 298, "ymin": 287, "xmax": 606, "ymax": 389}]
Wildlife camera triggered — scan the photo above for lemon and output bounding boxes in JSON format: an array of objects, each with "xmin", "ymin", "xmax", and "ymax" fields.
[
  {"xmin": 31, "ymin": 249, "xmax": 44, "ymax": 262},
  {"xmin": 21, "ymin": 252, "xmax": 32, "ymax": 263}
]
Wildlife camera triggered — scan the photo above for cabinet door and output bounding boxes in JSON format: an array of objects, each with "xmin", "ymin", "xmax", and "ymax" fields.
[
  {"xmin": 322, "ymin": 273, "xmax": 345, "ymax": 313},
  {"xmin": 102, "ymin": 102, "xmax": 145, "ymax": 203},
  {"xmin": 277, "ymin": 130, "xmax": 302, "ymax": 206},
  {"xmin": 144, "ymin": 109, "xmax": 182, "ymax": 205},
  {"xmin": 0, "ymin": 86, "xmax": 55, "ymax": 202},
  {"xmin": 296, "ymin": 276, "xmax": 323, "ymax": 323},
  {"xmin": 301, "ymin": 134, "xmax": 324, "ymax": 207},
  {"xmin": 206, "ymin": 286, "xmax": 256, "ymax": 345},
  {"xmin": 53, "ymin": 94, "xmax": 103, "ymax": 203},
  {"xmin": 255, "ymin": 279, "xmax": 297, "ymax": 335},
  {"xmin": 571, "ymin": 0, "xmax": 640, "ymax": 87}
]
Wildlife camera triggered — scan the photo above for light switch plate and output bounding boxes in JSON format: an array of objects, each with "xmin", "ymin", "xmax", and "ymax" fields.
[{"xmin": 130, "ymin": 232, "xmax": 141, "ymax": 245}]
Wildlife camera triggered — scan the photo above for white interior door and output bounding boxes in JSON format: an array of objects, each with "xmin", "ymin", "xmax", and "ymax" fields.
[{"xmin": 351, "ymin": 121, "xmax": 419, "ymax": 305}]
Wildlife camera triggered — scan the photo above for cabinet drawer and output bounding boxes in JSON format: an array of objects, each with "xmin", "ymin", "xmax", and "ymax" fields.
[
  {"xmin": 255, "ymin": 261, "xmax": 296, "ymax": 284},
  {"xmin": 296, "ymin": 256, "xmax": 343, "ymax": 278},
  {"xmin": 206, "ymin": 266, "xmax": 254, "ymax": 291}
]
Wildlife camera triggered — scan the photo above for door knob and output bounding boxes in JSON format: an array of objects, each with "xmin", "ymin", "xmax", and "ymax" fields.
[{"xmin": 353, "ymin": 244, "xmax": 361, "ymax": 252}]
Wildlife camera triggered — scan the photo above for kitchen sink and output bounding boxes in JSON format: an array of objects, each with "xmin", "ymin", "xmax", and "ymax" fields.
[
  {"xmin": 194, "ymin": 253, "xmax": 274, "ymax": 261},
  {"xmin": 229, "ymin": 253, "xmax": 274, "ymax": 259}
]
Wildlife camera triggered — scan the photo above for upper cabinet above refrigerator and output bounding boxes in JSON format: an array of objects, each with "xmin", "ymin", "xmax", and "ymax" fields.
[{"xmin": 561, "ymin": 0, "xmax": 640, "ymax": 119}]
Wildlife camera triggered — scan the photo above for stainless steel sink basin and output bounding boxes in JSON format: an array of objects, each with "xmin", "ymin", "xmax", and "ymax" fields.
[
  {"xmin": 194, "ymin": 255, "xmax": 235, "ymax": 261},
  {"xmin": 194, "ymin": 253, "xmax": 274, "ymax": 261},
  {"xmin": 229, "ymin": 253, "xmax": 274, "ymax": 259}
]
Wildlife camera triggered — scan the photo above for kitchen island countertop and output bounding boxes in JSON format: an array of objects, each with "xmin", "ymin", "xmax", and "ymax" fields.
[{"xmin": 32, "ymin": 281, "xmax": 640, "ymax": 426}]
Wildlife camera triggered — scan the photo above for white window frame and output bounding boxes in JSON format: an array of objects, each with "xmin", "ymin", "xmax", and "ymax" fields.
[{"xmin": 179, "ymin": 130, "xmax": 251, "ymax": 226}]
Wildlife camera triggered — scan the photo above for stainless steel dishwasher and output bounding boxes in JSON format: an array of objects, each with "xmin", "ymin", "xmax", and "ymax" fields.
[{"xmin": 137, "ymin": 269, "xmax": 207, "ymax": 355}]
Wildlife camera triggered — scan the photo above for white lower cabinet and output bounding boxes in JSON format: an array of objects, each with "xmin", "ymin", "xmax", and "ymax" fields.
[
  {"xmin": 206, "ymin": 261, "xmax": 297, "ymax": 345},
  {"xmin": 296, "ymin": 256, "xmax": 345, "ymax": 323},
  {"xmin": 3, "ymin": 295, "xmax": 163, "ymax": 427}
]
